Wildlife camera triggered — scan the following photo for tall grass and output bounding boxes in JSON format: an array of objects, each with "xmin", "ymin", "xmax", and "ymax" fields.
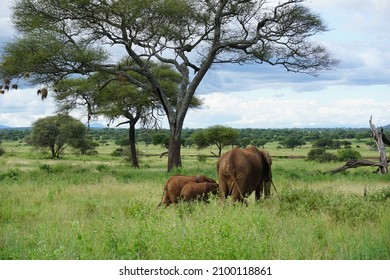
[{"xmin": 0, "ymin": 144, "xmax": 389, "ymax": 260}]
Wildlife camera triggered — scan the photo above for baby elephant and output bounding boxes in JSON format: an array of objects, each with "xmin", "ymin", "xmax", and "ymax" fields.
[
  {"xmin": 180, "ymin": 182, "xmax": 219, "ymax": 202},
  {"xmin": 159, "ymin": 175, "xmax": 216, "ymax": 206}
]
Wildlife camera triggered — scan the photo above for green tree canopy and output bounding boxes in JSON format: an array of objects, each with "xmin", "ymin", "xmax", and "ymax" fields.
[
  {"xmin": 1, "ymin": 0, "xmax": 338, "ymax": 171},
  {"xmin": 192, "ymin": 125, "xmax": 239, "ymax": 157},
  {"xmin": 280, "ymin": 136, "xmax": 306, "ymax": 150},
  {"xmin": 26, "ymin": 114, "xmax": 88, "ymax": 158}
]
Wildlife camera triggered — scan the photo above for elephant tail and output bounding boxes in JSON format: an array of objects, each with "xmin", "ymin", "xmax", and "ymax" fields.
[
  {"xmin": 271, "ymin": 179, "xmax": 280, "ymax": 198},
  {"xmin": 226, "ymin": 167, "xmax": 245, "ymax": 202}
]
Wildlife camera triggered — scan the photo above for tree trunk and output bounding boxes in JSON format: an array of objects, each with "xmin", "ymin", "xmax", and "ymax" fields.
[
  {"xmin": 50, "ymin": 145, "xmax": 56, "ymax": 159},
  {"xmin": 369, "ymin": 117, "xmax": 388, "ymax": 173},
  {"xmin": 128, "ymin": 122, "xmax": 139, "ymax": 168},
  {"xmin": 381, "ymin": 128, "xmax": 390, "ymax": 146},
  {"xmin": 167, "ymin": 121, "xmax": 182, "ymax": 172}
]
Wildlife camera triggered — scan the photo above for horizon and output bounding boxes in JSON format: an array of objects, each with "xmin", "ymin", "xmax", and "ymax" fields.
[{"xmin": 0, "ymin": 122, "xmax": 385, "ymax": 130}]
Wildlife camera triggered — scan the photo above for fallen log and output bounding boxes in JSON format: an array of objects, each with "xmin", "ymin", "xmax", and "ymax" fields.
[{"xmin": 329, "ymin": 159, "xmax": 387, "ymax": 175}]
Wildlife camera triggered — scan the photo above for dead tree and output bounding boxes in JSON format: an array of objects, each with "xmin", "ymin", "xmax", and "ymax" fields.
[
  {"xmin": 330, "ymin": 159, "xmax": 386, "ymax": 175},
  {"xmin": 330, "ymin": 117, "xmax": 388, "ymax": 174},
  {"xmin": 369, "ymin": 116, "xmax": 388, "ymax": 173},
  {"xmin": 381, "ymin": 128, "xmax": 390, "ymax": 146}
]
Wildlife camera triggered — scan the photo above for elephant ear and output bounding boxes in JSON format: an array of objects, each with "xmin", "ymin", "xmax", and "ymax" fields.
[
  {"xmin": 261, "ymin": 150, "xmax": 272, "ymax": 166},
  {"xmin": 260, "ymin": 150, "xmax": 272, "ymax": 181}
]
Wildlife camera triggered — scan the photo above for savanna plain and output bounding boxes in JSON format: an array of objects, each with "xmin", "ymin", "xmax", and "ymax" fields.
[{"xmin": 1, "ymin": 137, "xmax": 389, "ymax": 260}]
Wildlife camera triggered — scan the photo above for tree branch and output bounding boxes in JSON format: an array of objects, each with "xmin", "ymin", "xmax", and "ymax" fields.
[{"xmin": 329, "ymin": 160, "xmax": 387, "ymax": 175}]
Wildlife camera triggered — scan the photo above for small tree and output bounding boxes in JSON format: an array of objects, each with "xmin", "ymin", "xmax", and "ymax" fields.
[
  {"xmin": 152, "ymin": 131, "xmax": 170, "ymax": 158},
  {"xmin": 74, "ymin": 138, "xmax": 99, "ymax": 156},
  {"xmin": 192, "ymin": 126, "xmax": 239, "ymax": 157},
  {"xmin": 280, "ymin": 136, "xmax": 306, "ymax": 151},
  {"xmin": 252, "ymin": 139, "xmax": 268, "ymax": 149},
  {"xmin": 307, "ymin": 148, "xmax": 337, "ymax": 163},
  {"xmin": 312, "ymin": 137, "xmax": 334, "ymax": 149},
  {"xmin": 26, "ymin": 114, "xmax": 87, "ymax": 158}
]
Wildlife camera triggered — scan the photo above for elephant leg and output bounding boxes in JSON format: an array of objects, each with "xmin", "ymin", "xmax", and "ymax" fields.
[
  {"xmin": 255, "ymin": 178, "xmax": 265, "ymax": 201},
  {"xmin": 264, "ymin": 181, "xmax": 271, "ymax": 198},
  {"xmin": 162, "ymin": 195, "xmax": 171, "ymax": 206},
  {"xmin": 169, "ymin": 192, "xmax": 180, "ymax": 204},
  {"xmin": 231, "ymin": 187, "xmax": 248, "ymax": 205},
  {"xmin": 218, "ymin": 179, "xmax": 229, "ymax": 201},
  {"xmin": 255, "ymin": 182, "xmax": 262, "ymax": 201}
]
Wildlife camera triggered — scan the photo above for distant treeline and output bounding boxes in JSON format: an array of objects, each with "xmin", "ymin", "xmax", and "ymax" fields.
[{"xmin": 0, "ymin": 127, "xmax": 380, "ymax": 147}]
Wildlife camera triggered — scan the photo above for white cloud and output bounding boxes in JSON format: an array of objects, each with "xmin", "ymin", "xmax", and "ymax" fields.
[
  {"xmin": 0, "ymin": 87, "xmax": 56, "ymax": 127},
  {"xmin": 186, "ymin": 85, "xmax": 390, "ymax": 128},
  {"xmin": 0, "ymin": 17, "xmax": 14, "ymax": 40},
  {"xmin": 0, "ymin": 0, "xmax": 15, "ymax": 39}
]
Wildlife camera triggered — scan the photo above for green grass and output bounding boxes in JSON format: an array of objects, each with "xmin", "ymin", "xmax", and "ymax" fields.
[{"xmin": 0, "ymin": 142, "xmax": 389, "ymax": 260}]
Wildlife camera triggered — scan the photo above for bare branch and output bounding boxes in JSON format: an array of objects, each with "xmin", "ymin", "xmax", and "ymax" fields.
[{"xmin": 329, "ymin": 160, "xmax": 387, "ymax": 175}]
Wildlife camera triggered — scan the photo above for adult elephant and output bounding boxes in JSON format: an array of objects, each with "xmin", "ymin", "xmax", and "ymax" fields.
[{"xmin": 217, "ymin": 146, "xmax": 272, "ymax": 203}]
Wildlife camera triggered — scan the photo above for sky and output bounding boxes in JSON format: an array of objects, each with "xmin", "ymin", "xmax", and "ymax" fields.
[{"xmin": 0, "ymin": 0, "xmax": 389, "ymax": 129}]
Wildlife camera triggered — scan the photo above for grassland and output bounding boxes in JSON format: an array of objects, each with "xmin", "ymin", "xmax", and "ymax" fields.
[{"xmin": 0, "ymin": 140, "xmax": 389, "ymax": 260}]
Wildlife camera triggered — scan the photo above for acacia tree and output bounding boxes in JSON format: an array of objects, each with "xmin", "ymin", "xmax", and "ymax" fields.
[
  {"xmin": 54, "ymin": 63, "xmax": 201, "ymax": 168},
  {"xmin": 0, "ymin": 0, "xmax": 337, "ymax": 171},
  {"xmin": 26, "ymin": 114, "xmax": 88, "ymax": 158},
  {"xmin": 54, "ymin": 75, "xmax": 153, "ymax": 167},
  {"xmin": 280, "ymin": 136, "xmax": 305, "ymax": 150},
  {"xmin": 192, "ymin": 126, "xmax": 239, "ymax": 157}
]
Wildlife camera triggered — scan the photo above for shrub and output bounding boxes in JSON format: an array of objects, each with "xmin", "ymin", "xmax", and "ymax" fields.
[
  {"xmin": 96, "ymin": 164, "xmax": 110, "ymax": 172},
  {"xmin": 0, "ymin": 169, "xmax": 19, "ymax": 180},
  {"xmin": 111, "ymin": 148, "xmax": 123, "ymax": 157},
  {"xmin": 368, "ymin": 188, "xmax": 390, "ymax": 202},
  {"xmin": 337, "ymin": 149, "xmax": 362, "ymax": 162},
  {"xmin": 197, "ymin": 154, "xmax": 207, "ymax": 162},
  {"xmin": 307, "ymin": 148, "xmax": 337, "ymax": 162},
  {"xmin": 279, "ymin": 189, "xmax": 379, "ymax": 225},
  {"xmin": 0, "ymin": 147, "xmax": 5, "ymax": 156},
  {"xmin": 39, "ymin": 164, "xmax": 53, "ymax": 173}
]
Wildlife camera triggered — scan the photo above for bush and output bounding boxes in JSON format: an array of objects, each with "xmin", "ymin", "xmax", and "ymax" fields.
[
  {"xmin": 279, "ymin": 189, "xmax": 379, "ymax": 225},
  {"xmin": 337, "ymin": 149, "xmax": 362, "ymax": 161},
  {"xmin": 0, "ymin": 169, "xmax": 19, "ymax": 180},
  {"xmin": 307, "ymin": 148, "xmax": 337, "ymax": 162},
  {"xmin": 96, "ymin": 164, "xmax": 110, "ymax": 172},
  {"xmin": 0, "ymin": 147, "xmax": 5, "ymax": 156},
  {"xmin": 368, "ymin": 188, "xmax": 390, "ymax": 202},
  {"xmin": 197, "ymin": 154, "xmax": 207, "ymax": 162},
  {"xmin": 111, "ymin": 148, "xmax": 123, "ymax": 157},
  {"xmin": 39, "ymin": 164, "xmax": 53, "ymax": 173}
]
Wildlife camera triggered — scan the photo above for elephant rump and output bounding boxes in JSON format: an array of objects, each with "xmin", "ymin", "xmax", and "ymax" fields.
[{"xmin": 217, "ymin": 146, "xmax": 272, "ymax": 203}]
